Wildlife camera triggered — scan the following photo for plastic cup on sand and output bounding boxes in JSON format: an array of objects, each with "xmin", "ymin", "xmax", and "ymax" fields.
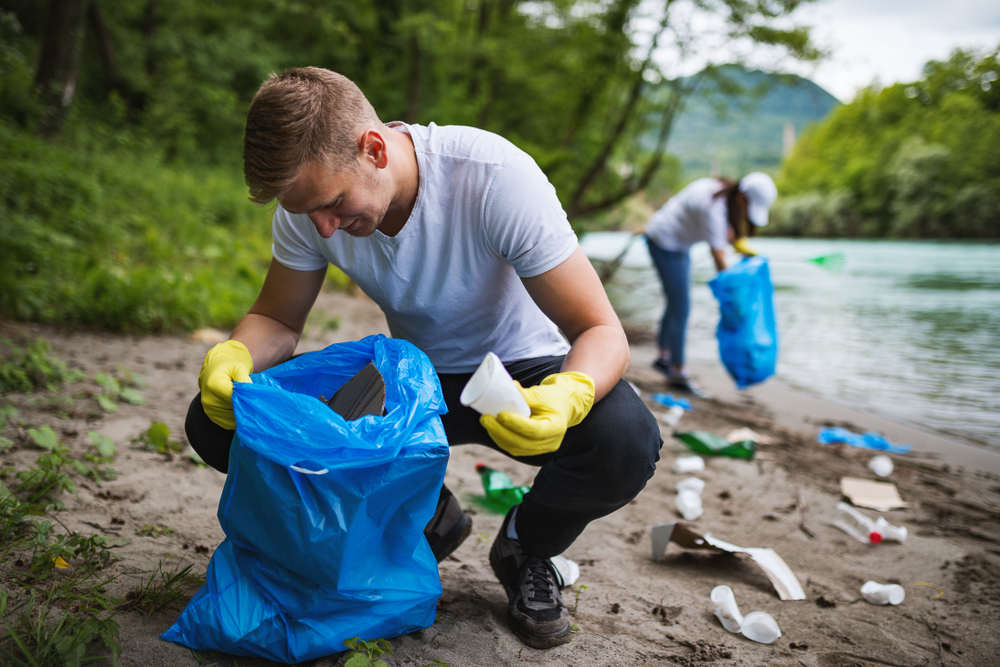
[
  {"xmin": 676, "ymin": 477, "xmax": 706, "ymax": 495},
  {"xmin": 676, "ymin": 488, "xmax": 704, "ymax": 521},
  {"xmin": 710, "ymin": 585, "xmax": 744, "ymax": 633},
  {"xmin": 860, "ymin": 581, "xmax": 905, "ymax": 605},
  {"xmin": 740, "ymin": 611, "xmax": 782, "ymax": 644},
  {"xmin": 673, "ymin": 455, "xmax": 705, "ymax": 474},
  {"xmin": 869, "ymin": 455, "xmax": 894, "ymax": 477},
  {"xmin": 460, "ymin": 352, "xmax": 530, "ymax": 418}
]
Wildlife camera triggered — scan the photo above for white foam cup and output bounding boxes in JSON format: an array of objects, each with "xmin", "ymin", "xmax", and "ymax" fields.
[
  {"xmin": 676, "ymin": 477, "xmax": 706, "ymax": 495},
  {"xmin": 676, "ymin": 489, "xmax": 704, "ymax": 521},
  {"xmin": 673, "ymin": 455, "xmax": 705, "ymax": 474},
  {"xmin": 710, "ymin": 585, "xmax": 743, "ymax": 633},
  {"xmin": 740, "ymin": 611, "xmax": 781, "ymax": 644},
  {"xmin": 459, "ymin": 352, "xmax": 530, "ymax": 418},
  {"xmin": 869, "ymin": 455, "xmax": 894, "ymax": 477},
  {"xmin": 661, "ymin": 405, "xmax": 685, "ymax": 427},
  {"xmin": 860, "ymin": 581, "xmax": 905, "ymax": 605},
  {"xmin": 549, "ymin": 555, "xmax": 580, "ymax": 587}
]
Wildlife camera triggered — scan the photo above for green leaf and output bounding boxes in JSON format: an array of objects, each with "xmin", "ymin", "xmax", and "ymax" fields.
[
  {"xmin": 94, "ymin": 372, "xmax": 120, "ymax": 394},
  {"xmin": 0, "ymin": 404, "xmax": 18, "ymax": 422},
  {"xmin": 145, "ymin": 422, "xmax": 171, "ymax": 448},
  {"xmin": 118, "ymin": 388, "xmax": 146, "ymax": 405},
  {"xmin": 0, "ymin": 435, "xmax": 13, "ymax": 452},
  {"xmin": 97, "ymin": 395, "xmax": 119, "ymax": 413},
  {"xmin": 89, "ymin": 431, "xmax": 116, "ymax": 459},
  {"xmin": 344, "ymin": 654, "xmax": 370, "ymax": 667},
  {"xmin": 28, "ymin": 425, "xmax": 60, "ymax": 450}
]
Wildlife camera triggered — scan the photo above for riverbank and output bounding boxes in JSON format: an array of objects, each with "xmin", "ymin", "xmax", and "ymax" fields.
[{"xmin": 1, "ymin": 289, "xmax": 999, "ymax": 666}]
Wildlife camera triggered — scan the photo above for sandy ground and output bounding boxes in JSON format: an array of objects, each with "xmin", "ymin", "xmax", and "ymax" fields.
[{"xmin": 2, "ymin": 288, "xmax": 1000, "ymax": 667}]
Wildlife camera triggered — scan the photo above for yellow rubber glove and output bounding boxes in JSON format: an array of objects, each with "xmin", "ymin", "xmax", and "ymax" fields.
[
  {"xmin": 198, "ymin": 340, "xmax": 253, "ymax": 430},
  {"xmin": 732, "ymin": 237, "xmax": 759, "ymax": 256},
  {"xmin": 480, "ymin": 372, "xmax": 595, "ymax": 457}
]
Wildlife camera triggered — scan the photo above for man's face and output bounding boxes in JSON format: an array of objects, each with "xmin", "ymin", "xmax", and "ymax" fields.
[{"xmin": 279, "ymin": 160, "xmax": 391, "ymax": 239}]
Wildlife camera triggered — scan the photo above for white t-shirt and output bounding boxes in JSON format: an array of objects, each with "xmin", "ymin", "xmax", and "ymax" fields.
[
  {"xmin": 644, "ymin": 178, "xmax": 729, "ymax": 252},
  {"xmin": 271, "ymin": 122, "xmax": 577, "ymax": 373}
]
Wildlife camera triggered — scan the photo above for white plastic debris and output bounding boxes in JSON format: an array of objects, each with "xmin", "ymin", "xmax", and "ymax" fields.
[
  {"xmin": 740, "ymin": 611, "xmax": 782, "ymax": 644},
  {"xmin": 549, "ymin": 555, "xmax": 580, "ymax": 587},
  {"xmin": 710, "ymin": 585, "xmax": 743, "ymax": 633},
  {"xmin": 860, "ymin": 581, "xmax": 905, "ymax": 605},
  {"xmin": 673, "ymin": 455, "xmax": 705, "ymax": 474},
  {"xmin": 868, "ymin": 455, "xmax": 894, "ymax": 477}
]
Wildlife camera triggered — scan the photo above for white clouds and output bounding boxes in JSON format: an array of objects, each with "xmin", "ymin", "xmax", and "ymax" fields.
[{"xmin": 788, "ymin": 0, "xmax": 1000, "ymax": 101}]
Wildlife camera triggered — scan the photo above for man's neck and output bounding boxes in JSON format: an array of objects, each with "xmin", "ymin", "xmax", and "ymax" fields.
[{"xmin": 379, "ymin": 125, "xmax": 419, "ymax": 237}]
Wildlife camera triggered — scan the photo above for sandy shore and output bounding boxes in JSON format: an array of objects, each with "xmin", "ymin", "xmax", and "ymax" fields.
[{"xmin": 2, "ymin": 288, "xmax": 999, "ymax": 667}]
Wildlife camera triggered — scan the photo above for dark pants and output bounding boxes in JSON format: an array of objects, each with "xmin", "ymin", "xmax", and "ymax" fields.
[{"xmin": 185, "ymin": 355, "xmax": 662, "ymax": 558}]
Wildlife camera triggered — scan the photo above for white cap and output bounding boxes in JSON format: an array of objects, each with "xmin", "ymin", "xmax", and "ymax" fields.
[{"xmin": 739, "ymin": 172, "xmax": 777, "ymax": 228}]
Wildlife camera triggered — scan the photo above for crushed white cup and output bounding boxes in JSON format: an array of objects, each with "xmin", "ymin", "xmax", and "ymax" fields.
[
  {"xmin": 740, "ymin": 611, "xmax": 782, "ymax": 644},
  {"xmin": 676, "ymin": 477, "xmax": 706, "ymax": 495},
  {"xmin": 676, "ymin": 488, "xmax": 704, "ymax": 521},
  {"xmin": 673, "ymin": 455, "xmax": 705, "ymax": 474},
  {"xmin": 860, "ymin": 581, "xmax": 905, "ymax": 605},
  {"xmin": 460, "ymin": 352, "xmax": 530, "ymax": 418},
  {"xmin": 549, "ymin": 555, "xmax": 580, "ymax": 587},
  {"xmin": 661, "ymin": 405, "xmax": 685, "ymax": 427},
  {"xmin": 710, "ymin": 585, "xmax": 744, "ymax": 633},
  {"xmin": 869, "ymin": 455, "xmax": 894, "ymax": 477}
]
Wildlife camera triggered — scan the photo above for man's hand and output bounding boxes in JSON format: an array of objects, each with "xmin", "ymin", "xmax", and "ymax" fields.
[
  {"xmin": 198, "ymin": 340, "xmax": 253, "ymax": 430},
  {"xmin": 480, "ymin": 372, "xmax": 595, "ymax": 457}
]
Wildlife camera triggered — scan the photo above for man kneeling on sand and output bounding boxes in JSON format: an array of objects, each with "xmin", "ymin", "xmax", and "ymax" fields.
[{"xmin": 184, "ymin": 67, "xmax": 662, "ymax": 649}]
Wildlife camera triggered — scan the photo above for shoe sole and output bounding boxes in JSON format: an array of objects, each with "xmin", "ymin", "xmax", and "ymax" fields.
[{"xmin": 433, "ymin": 512, "xmax": 473, "ymax": 562}]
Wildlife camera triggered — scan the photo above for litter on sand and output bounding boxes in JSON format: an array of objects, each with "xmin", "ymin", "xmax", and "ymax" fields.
[
  {"xmin": 841, "ymin": 477, "xmax": 908, "ymax": 512},
  {"xmin": 651, "ymin": 393, "xmax": 695, "ymax": 411},
  {"xmin": 817, "ymin": 427, "xmax": 911, "ymax": 454},
  {"xmin": 650, "ymin": 522, "xmax": 806, "ymax": 600},
  {"xmin": 725, "ymin": 427, "xmax": 774, "ymax": 445}
]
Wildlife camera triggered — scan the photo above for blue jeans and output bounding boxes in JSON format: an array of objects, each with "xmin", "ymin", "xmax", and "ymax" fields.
[{"xmin": 645, "ymin": 236, "xmax": 690, "ymax": 367}]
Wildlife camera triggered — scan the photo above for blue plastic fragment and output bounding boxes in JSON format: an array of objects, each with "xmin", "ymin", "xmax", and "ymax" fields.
[
  {"xmin": 650, "ymin": 393, "xmax": 694, "ymax": 412},
  {"xmin": 816, "ymin": 427, "xmax": 911, "ymax": 454}
]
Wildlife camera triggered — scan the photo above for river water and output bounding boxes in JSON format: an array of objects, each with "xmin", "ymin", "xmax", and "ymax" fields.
[{"xmin": 580, "ymin": 233, "xmax": 1000, "ymax": 454}]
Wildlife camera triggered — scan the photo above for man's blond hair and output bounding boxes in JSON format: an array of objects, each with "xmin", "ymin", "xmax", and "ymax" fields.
[{"xmin": 243, "ymin": 67, "xmax": 382, "ymax": 204}]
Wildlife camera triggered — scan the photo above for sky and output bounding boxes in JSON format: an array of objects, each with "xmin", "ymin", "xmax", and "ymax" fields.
[{"xmin": 786, "ymin": 0, "xmax": 1000, "ymax": 101}]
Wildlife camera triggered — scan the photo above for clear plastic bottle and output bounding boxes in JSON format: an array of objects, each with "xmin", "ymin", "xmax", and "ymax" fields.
[{"xmin": 833, "ymin": 502, "xmax": 883, "ymax": 544}]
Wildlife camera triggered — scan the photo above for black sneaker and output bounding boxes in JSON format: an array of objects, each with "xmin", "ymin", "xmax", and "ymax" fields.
[
  {"xmin": 669, "ymin": 376, "xmax": 712, "ymax": 399},
  {"xmin": 424, "ymin": 485, "xmax": 473, "ymax": 562},
  {"xmin": 651, "ymin": 357, "xmax": 673, "ymax": 377},
  {"xmin": 489, "ymin": 508, "xmax": 571, "ymax": 649}
]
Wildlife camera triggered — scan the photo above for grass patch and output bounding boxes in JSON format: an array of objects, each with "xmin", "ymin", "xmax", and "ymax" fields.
[{"xmin": 118, "ymin": 562, "xmax": 204, "ymax": 615}]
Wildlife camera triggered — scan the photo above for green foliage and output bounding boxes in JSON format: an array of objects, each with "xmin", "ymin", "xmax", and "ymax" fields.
[
  {"xmin": 343, "ymin": 637, "xmax": 394, "ymax": 667},
  {"xmin": 773, "ymin": 46, "xmax": 1000, "ymax": 239},
  {"xmin": 0, "ymin": 338, "xmax": 83, "ymax": 394},
  {"xmin": 135, "ymin": 524, "xmax": 174, "ymax": 538},
  {"xmin": 0, "ymin": 592, "xmax": 121, "ymax": 667},
  {"xmin": 133, "ymin": 422, "xmax": 183, "ymax": 455},
  {"xmin": 118, "ymin": 562, "xmax": 204, "ymax": 615}
]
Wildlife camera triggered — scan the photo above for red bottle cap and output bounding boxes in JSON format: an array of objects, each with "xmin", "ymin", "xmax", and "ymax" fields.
[{"xmin": 869, "ymin": 531, "xmax": 883, "ymax": 544}]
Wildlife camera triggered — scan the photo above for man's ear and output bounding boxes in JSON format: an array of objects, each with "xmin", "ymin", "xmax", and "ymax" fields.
[{"xmin": 359, "ymin": 129, "xmax": 389, "ymax": 169}]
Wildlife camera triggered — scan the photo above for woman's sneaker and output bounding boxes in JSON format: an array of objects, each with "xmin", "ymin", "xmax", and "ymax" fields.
[{"xmin": 489, "ymin": 508, "xmax": 571, "ymax": 649}]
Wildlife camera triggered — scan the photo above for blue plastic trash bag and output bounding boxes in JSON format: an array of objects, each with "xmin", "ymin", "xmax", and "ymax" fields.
[
  {"xmin": 162, "ymin": 335, "xmax": 450, "ymax": 663},
  {"xmin": 817, "ymin": 427, "xmax": 911, "ymax": 454},
  {"xmin": 708, "ymin": 256, "xmax": 778, "ymax": 389},
  {"xmin": 650, "ymin": 393, "xmax": 695, "ymax": 412}
]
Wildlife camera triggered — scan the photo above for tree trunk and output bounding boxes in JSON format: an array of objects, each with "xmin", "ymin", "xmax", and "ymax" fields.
[{"xmin": 35, "ymin": 0, "xmax": 90, "ymax": 135}]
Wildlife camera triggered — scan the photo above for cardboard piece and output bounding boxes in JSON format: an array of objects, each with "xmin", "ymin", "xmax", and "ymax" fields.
[
  {"xmin": 840, "ymin": 477, "xmax": 907, "ymax": 512},
  {"xmin": 725, "ymin": 427, "xmax": 774, "ymax": 445},
  {"xmin": 650, "ymin": 522, "xmax": 806, "ymax": 601}
]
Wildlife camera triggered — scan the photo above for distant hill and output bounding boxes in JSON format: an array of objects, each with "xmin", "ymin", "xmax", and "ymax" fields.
[{"xmin": 660, "ymin": 65, "xmax": 840, "ymax": 178}]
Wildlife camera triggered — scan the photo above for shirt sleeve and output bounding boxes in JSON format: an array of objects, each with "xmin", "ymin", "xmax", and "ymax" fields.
[
  {"xmin": 271, "ymin": 205, "xmax": 329, "ymax": 271},
  {"xmin": 481, "ymin": 151, "xmax": 578, "ymax": 277}
]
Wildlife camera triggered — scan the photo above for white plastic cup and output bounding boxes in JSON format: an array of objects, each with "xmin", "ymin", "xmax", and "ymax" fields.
[
  {"xmin": 710, "ymin": 585, "xmax": 743, "ymax": 633},
  {"xmin": 860, "ymin": 581, "xmax": 905, "ymax": 605},
  {"xmin": 740, "ymin": 611, "xmax": 782, "ymax": 644},
  {"xmin": 676, "ymin": 489, "xmax": 704, "ymax": 521},
  {"xmin": 676, "ymin": 477, "xmax": 706, "ymax": 495},
  {"xmin": 869, "ymin": 455, "xmax": 894, "ymax": 477},
  {"xmin": 661, "ymin": 405, "xmax": 685, "ymax": 427},
  {"xmin": 673, "ymin": 455, "xmax": 705, "ymax": 474},
  {"xmin": 460, "ymin": 352, "xmax": 530, "ymax": 418},
  {"xmin": 549, "ymin": 555, "xmax": 580, "ymax": 587}
]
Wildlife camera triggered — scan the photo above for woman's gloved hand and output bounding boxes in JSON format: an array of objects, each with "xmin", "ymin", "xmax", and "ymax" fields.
[
  {"xmin": 732, "ymin": 237, "xmax": 759, "ymax": 256},
  {"xmin": 198, "ymin": 340, "xmax": 253, "ymax": 430},
  {"xmin": 480, "ymin": 372, "xmax": 595, "ymax": 457}
]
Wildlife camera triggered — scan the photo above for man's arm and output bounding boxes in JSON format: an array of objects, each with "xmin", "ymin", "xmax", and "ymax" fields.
[
  {"xmin": 521, "ymin": 245, "xmax": 629, "ymax": 402},
  {"xmin": 231, "ymin": 258, "xmax": 328, "ymax": 372}
]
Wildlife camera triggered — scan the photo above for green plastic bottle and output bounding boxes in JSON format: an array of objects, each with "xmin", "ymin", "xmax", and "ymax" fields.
[
  {"xmin": 476, "ymin": 463, "xmax": 530, "ymax": 512},
  {"xmin": 675, "ymin": 431, "xmax": 756, "ymax": 460}
]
